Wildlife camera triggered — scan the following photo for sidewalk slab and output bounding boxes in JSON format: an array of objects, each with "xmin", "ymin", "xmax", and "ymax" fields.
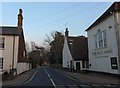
[
  {"xmin": 54, "ymin": 68, "xmax": 120, "ymax": 85},
  {"xmin": 2, "ymin": 68, "xmax": 37, "ymax": 86}
]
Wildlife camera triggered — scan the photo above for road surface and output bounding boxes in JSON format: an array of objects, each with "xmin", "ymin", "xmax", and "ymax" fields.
[{"xmin": 2, "ymin": 66, "xmax": 93, "ymax": 88}]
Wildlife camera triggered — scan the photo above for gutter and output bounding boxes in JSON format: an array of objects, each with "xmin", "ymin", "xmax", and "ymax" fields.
[{"xmin": 12, "ymin": 35, "xmax": 15, "ymax": 72}]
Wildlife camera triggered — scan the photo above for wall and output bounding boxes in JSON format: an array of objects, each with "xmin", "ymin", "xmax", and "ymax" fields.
[
  {"xmin": 62, "ymin": 37, "xmax": 73, "ymax": 68},
  {"xmin": 87, "ymin": 14, "xmax": 119, "ymax": 74},
  {"xmin": 0, "ymin": 35, "xmax": 19, "ymax": 73},
  {"xmin": 117, "ymin": 12, "xmax": 120, "ymax": 74},
  {"xmin": 17, "ymin": 62, "xmax": 31, "ymax": 75}
]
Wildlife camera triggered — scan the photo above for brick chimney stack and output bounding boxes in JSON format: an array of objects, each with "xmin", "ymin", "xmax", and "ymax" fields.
[
  {"xmin": 17, "ymin": 9, "xmax": 23, "ymax": 29},
  {"xmin": 65, "ymin": 28, "xmax": 69, "ymax": 37}
]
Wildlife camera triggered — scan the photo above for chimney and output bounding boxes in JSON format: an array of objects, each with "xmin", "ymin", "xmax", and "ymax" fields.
[
  {"xmin": 17, "ymin": 9, "xmax": 23, "ymax": 29},
  {"xmin": 65, "ymin": 28, "xmax": 69, "ymax": 37}
]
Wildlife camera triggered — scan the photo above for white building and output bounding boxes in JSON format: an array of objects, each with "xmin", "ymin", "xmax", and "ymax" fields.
[
  {"xmin": 86, "ymin": 2, "xmax": 120, "ymax": 74},
  {"xmin": 0, "ymin": 9, "xmax": 31, "ymax": 75},
  {"xmin": 63, "ymin": 28, "xmax": 89, "ymax": 71},
  {"xmin": 0, "ymin": 27, "xmax": 19, "ymax": 74}
]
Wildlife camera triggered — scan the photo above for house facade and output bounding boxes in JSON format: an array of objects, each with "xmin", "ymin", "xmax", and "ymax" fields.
[
  {"xmin": 63, "ymin": 28, "xmax": 88, "ymax": 71},
  {"xmin": 86, "ymin": 2, "xmax": 120, "ymax": 74},
  {"xmin": 0, "ymin": 27, "xmax": 19, "ymax": 74},
  {"xmin": 0, "ymin": 9, "xmax": 31, "ymax": 75}
]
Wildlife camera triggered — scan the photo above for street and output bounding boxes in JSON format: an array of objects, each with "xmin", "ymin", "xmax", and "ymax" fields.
[{"xmin": 2, "ymin": 66, "xmax": 90, "ymax": 88}]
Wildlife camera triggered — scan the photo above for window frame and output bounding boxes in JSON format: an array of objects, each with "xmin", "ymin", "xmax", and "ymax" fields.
[
  {"xmin": 0, "ymin": 58, "xmax": 3, "ymax": 70},
  {"xmin": 94, "ymin": 29, "xmax": 107, "ymax": 49},
  {"xmin": 110, "ymin": 57, "xmax": 118, "ymax": 69},
  {"xmin": 0, "ymin": 37, "xmax": 5, "ymax": 49}
]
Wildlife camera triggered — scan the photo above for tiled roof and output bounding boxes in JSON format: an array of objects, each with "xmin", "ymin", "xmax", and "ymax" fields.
[
  {"xmin": 0, "ymin": 26, "xmax": 20, "ymax": 35},
  {"xmin": 67, "ymin": 36, "xmax": 88, "ymax": 61},
  {"xmin": 85, "ymin": 2, "xmax": 120, "ymax": 31}
]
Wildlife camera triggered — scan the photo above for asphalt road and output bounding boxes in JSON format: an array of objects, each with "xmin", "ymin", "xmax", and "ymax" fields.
[{"xmin": 2, "ymin": 66, "xmax": 91, "ymax": 88}]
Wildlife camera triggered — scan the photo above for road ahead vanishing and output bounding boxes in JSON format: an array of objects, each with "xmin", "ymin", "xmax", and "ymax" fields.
[
  {"xmin": 3, "ymin": 66, "xmax": 91, "ymax": 88},
  {"xmin": 3, "ymin": 66, "xmax": 119, "ymax": 88}
]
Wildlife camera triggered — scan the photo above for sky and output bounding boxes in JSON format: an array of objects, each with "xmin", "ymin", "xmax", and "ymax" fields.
[{"xmin": 0, "ymin": 1, "xmax": 117, "ymax": 45}]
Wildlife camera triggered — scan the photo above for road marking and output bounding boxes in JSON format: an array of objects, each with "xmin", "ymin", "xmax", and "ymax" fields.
[
  {"xmin": 68, "ymin": 85, "xmax": 78, "ymax": 86},
  {"xmin": 92, "ymin": 84, "xmax": 101, "ymax": 87},
  {"xmin": 80, "ymin": 85, "xmax": 89, "ymax": 86},
  {"xmin": 48, "ymin": 74, "xmax": 51, "ymax": 78},
  {"xmin": 14, "ymin": 67, "xmax": 39, "ymax": 86},
  {"xmin": 45, "ymin": 68, "xmax": 56, "ymax": 88},
  {"xmin": 64, "ymin": 74, "xmax": 77, "ymax": 81},
  {"xmin": 50, "ymin": 78, "xmax": 56, "ymax": 87},
  {"xmin": 45, "ymin": 69, "xmax": 48, "ymax": 74},
  {"xmin": 67, "ymin": 85, "xmax": 79, "ymax": 88}
]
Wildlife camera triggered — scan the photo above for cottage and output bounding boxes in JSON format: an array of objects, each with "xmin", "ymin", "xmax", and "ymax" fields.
[
  {"xmin": 85, "ymin": 2, "xmax": 120, "ymax": 74},
  {"xmin": 0, "ymin": 27, "xmax": 19, "ymax": 74},
  {"xmin": 0, "ymin": 9, "xmax": 31, "ymax": 75},
  {"xmin": 63, "ymin": 28, "xmax": 88, "ymax": 71}
]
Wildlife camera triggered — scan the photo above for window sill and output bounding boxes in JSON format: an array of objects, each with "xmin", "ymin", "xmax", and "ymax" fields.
[{"xmin": 94, "ymin": 46, "xmax": 108, "ymax": 50}]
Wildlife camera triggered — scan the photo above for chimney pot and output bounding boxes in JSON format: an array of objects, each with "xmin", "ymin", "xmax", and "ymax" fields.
[
  {"xmin": 65, "ymin": 28, "xmax": 69, "ymax": 37},
  {"xmin": 17, "ymin": 9, "xmax": 23, "ymax": 29}
]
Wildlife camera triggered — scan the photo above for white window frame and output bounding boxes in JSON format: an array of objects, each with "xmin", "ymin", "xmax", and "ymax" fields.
[
  {"xmin": 95, "ymin": 30, "xmax": 107, "ymax": 49},
  {"xmin": 0, "ymin": 37, "xmax": 5, "ymax": 49},
  {"xmin": 103, "ymin": 30, "xmax": 107, "ymax": 47},
  {"xmin": 0, "ymin": 58, "xmax": 3, "ymax": 70}
]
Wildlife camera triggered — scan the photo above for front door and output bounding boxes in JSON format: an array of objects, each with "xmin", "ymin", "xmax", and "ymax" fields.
[
  {"xmin": 76, "ymin": 62, "xmax": 80, "ymax": 70},
  {"xmin": 70, "ymin": 61, "xmax": 72, "ymax": 69}
]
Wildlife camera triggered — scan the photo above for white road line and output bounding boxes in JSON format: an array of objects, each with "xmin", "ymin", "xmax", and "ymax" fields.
[
  {"xmin": 45, "ymin": 69, "xmax": 48, "ymax": 74},
  {"xmin": 92, "ymin": 84, "xmax": 101, "ymax": 86},
  {"xmin": 48, "ymin": 74, "xmax": 51, "ymax": 78},
  {"xmin": 80, "ymin": 85, "xmax": 89, "ymax": 86},
  {"xmin": 50, "ymin": 78, "xmax": 56, "ymax": 87},
  {"xmin": 15, "ymin": 68, "xmax": 39, "ymax": 86},
  {"xmin": 68, "ymin": 85, "xmax": 78, "ymax": 86},
  {"xmin": 45, "ymin": 68, "xmax": 56, "ymax": 88},
  {"xmin": 64, "ymin": 74, "xmax": 77, "ymax": 81},
  {"xmin": 104, "ymin": 84, "xmax": 112, "ymax": 87}
]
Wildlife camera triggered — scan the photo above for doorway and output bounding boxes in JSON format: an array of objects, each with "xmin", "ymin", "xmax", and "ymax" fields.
[{"xmin": 76, "ymin": 62, "xmax": 80, "ymax": 70}]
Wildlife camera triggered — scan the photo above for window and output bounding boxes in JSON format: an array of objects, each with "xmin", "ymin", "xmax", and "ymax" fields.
[
  {"xmin": 67, "ymin": 61, "xmax": 69, "ymax": 68},
  {"xmin": 0, "ymin": 58, "xmax": 3, "ymax": 69},
  {"xmin": 98, "ymin": 30, "xmax": 103, "ymax": 48},
  {"xmin": 94, "ymin": 30, "xmax": 107, "ymax": 49},
  {"xmin": 103, "ymin": 30, "xmax": 107, "ymax": 47},
  {"xmin": 110, "ymin": 57, "xmax": 118, "ymax": 69},
  {"xmin": 0, "ymin": 37, "xmax": 5, "ymax": 49},
  {"xmin": 94, "ymin": 34, "xmax": 98, "ymax": 48}
]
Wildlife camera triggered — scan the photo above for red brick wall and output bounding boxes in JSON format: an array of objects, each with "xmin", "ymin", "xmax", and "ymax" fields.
[{"xmin": 18, "ymin": 30, "xmax": 26, "ymax": 62}]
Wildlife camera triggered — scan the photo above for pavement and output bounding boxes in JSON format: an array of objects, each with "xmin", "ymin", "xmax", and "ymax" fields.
[
  {"xmin": 56, "ymin": 68, "xmax": 120, "ymax": 85},
  {"xmin": 2, "ymin": 68, "xmax": 37, "ymax": 86},
  {"xmin": 2, "ymin": 66, "xmax": 120, "ymax": 86}
]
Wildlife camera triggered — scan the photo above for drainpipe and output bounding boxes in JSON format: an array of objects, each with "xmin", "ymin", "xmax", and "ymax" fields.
[{"xmin": 12, "ymin": 35, "xmax": 15, "ymax": 74}]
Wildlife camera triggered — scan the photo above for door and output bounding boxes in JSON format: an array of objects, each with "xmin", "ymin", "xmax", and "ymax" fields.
[{"xmin": 76, "ymin": 62, "xmax": 80, "ymax": 70}]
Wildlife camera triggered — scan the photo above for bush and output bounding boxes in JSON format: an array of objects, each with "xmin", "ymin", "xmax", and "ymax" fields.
[{"xmin": 50, "ymin": 64, "xmax": 62, "ymax": 69}]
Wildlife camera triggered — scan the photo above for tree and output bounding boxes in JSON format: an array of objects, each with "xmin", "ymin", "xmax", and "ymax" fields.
[
  {"xmin": 25, "ymin": 42, "xmax": 30, "ymax": 53},
  {"xmin": 45, "ymin": 31, "xmax": 64, "ymax": 64}
]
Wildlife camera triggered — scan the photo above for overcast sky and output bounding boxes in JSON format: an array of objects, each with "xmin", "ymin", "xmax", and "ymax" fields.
[{"xmin": 1, "ymin": 1, "xmax": 115, "ymax": 45}]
